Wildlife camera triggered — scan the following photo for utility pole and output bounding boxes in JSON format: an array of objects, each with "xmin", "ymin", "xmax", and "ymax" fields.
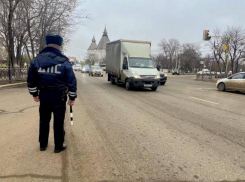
[
  {"xmin": 174, "ymin": 51, "xmax": 177, "ymax": 69},
  {"xmin": 178, "ymin": 55, "xmax": 180, "ymax": 69},
  {"xmin": 8, "ymin": 56, "xmax": 11, "ymax": 83},
  {"xmin": 225, "ymin": 37, "xmax": 232, "ymax": 75},
  {"xmin": 175, "ymin": 57, "xmax": 178, "ymax": 69},
  {"xmin": 178, "ymin": 50, "xmax": 181, "ymax": 69}
]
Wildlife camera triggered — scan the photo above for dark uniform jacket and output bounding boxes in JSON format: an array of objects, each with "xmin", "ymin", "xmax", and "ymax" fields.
[{"xmin": 27, "ymin": 47, "xmax": 77, "ymax": 100}]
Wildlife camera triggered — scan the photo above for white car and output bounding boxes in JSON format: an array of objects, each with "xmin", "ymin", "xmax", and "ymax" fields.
[
  {"xmin": 74, "ymin": 64, "xmax": 82, "ymax": 71},
  {"xmin": 197, "ymin": 69, "xmax": 210, "ymax": 75}
]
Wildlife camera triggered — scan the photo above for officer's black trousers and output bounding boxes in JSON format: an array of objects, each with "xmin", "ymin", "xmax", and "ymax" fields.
[{"xmin": 39, "ymin": 91, "xmax": 67, "ymax": 150}]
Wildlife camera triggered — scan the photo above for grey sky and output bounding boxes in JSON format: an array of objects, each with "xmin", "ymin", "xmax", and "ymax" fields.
[{"xmin": 66, "ymin": 0, "xmax": 245, "ymax": 60}]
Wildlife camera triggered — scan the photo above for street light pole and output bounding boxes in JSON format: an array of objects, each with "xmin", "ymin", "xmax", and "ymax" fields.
[
  {"xmin": 225, "ymin": 37, "xmax": 232, "ymax": 75},
  {"xmin": 8, "ymin": 57, "xmax": 11, "ymax": 83},
  {"xmin": 178, "ymin": 50, "xmax": 181, "ymax": 70}
]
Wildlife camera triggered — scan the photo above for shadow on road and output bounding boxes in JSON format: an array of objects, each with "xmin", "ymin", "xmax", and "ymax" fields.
[{"xmin": 224, "ymin": 91, "xmax": 245, "ymax": 95}]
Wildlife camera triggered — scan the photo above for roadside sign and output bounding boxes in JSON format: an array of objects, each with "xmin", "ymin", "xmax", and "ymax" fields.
[
  {"xmin": 223, "ymin": 45, "xmax": 227, "ymax": 51},
  {"xmin": 210, "ymin": 57, "xmax": 214, "ymax": 62},
  {"xmin": 200, "ymin": 61, "xmax": 204, "ymax": 64}
]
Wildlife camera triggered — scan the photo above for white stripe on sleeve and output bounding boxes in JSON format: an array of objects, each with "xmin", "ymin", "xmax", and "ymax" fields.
[
  {"xmin": 29, "ymin": 87, "xmax": 37, "ymax": 90},
  {"xmin": 69, "ymin": 92, "xmax": 76, "ymax": 94}
]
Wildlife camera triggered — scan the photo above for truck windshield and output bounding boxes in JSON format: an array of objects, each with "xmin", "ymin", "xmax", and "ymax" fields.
[
  {"xmin": 129, "ymin": 58, "xmax": 155, "ymax": 68},
  {"xmin": 92, "ymin": 66, "xmax": 101, "ymax": 69}
]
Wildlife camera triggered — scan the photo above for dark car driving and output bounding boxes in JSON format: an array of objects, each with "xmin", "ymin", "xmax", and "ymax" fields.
[
  {"xmin": 172, "ymin": 68, "xmax": 179, "ymax": 75},
  {"xmin": 159, "ymin": 72, "xmax": 167, "ymax": 85}
]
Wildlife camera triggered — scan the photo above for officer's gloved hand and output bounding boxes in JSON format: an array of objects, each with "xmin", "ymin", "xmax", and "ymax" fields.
[{"xmin": 68, "ymin": 100, "xmax": 75, "ymax": 106}]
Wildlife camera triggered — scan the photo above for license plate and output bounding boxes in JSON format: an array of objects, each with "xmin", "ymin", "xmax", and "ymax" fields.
[{"xmin": 144, "ymin": 84, "xmax": 152, "ymax": 87}]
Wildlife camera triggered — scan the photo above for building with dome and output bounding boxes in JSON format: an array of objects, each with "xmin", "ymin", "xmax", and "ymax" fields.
[{"xmin": 87, "ymin": 27, "xmax": 110, "ymax": 64}]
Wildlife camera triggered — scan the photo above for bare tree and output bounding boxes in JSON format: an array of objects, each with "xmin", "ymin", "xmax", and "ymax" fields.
[
  {"xmin": 0, "ymin": 0, "xmax": 88, "ymax": 66},
  {"xmin": 210, "ymin": 27, "xmax": 245, "ymax": 74},
  {"xmin": 224, "ymin": 27, "xmax": 245, "ymax": 73},
  {"xmin": 85, "ymin": 53, "xmax": 99, "ymax": 65},
  {"xmin": 34, "ymin": 0, "xmax": 87, "ymax": 52},
  {"xmin": 159, "ymin": 38, "xmax": 180, "ymax": 69},
  {"xmin": 210, "ymin": 29, "xmax": 226, "ymax": 73},
  {"xmin": 180, "ymin": 43, "xmax": 201, "ymax": 72},
  {"xmin": 0, "ymin": 0, "xmax": 22, "ymax": 66}
]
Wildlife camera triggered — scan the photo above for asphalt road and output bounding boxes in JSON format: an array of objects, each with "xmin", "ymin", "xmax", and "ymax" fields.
[{"xmin": 0, "ymin": 73, "xmax": 245, "ymax": 182}]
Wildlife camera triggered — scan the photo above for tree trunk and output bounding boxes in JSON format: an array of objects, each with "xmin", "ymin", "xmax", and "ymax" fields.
[
  {"xmin": 235, "ymin": 59, "xmax": 239, "ymax": 73},
  {"xmin": 25, "ymin": 43, "xmax": 32, "ymax": 62},
  {"xmin": 230, "ymin": 58, "xmax": 234, "ymax": 73},
  {"xmin": 16, "ymin": 36, "xmax": 24, "ymax": 66},
  {"xmin": 26, "ymin": 15, "xmax": 35, "ymax": 59},
  {"xmin": 8, "ymin": 0, "xmax": 17, "ymax": 67}
]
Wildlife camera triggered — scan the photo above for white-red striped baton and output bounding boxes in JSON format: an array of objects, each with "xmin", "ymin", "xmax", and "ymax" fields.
[{"xmin": 70, "ymin": 105, "xmax": 73, "ymax": 125}]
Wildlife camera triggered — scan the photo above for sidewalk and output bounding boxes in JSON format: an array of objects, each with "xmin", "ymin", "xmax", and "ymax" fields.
[
  {"xmin": 0, "ymin": 82, "xmax": 26, "ymax": 88},
  {"xmin": 0, "ymin": 86, "xmax": 69, "ymax": 182}
]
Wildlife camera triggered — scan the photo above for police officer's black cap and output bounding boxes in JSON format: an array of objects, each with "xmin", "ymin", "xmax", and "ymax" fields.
[{"xmin": 46, "ymin": 34, "xmax": 63, "ymax": 46}]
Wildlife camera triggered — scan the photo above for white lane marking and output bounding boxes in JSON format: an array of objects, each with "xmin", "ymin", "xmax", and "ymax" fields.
[
  {"xmin": 188, "ymin": 87, "xmax": 216, "ymax": 90},
  {"xmin": 189, "ymin": 97, "xmax": 219, "ymax": 105},
  {"xmin": 198, "ymin": 88, "xmax": 216, "ymax": 90}
]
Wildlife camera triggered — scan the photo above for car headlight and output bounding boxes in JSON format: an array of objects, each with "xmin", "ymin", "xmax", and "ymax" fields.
[
  {"xmin": 133, "ymin": 74, "xmax": 141, "ymax": 78},
  {"xmin": 155, "ymin": 74, "xmax": 160, "ymax": 79},
  {"xmin": 165, "ymin": 74, "xmax": 167, "ymax": 77}
]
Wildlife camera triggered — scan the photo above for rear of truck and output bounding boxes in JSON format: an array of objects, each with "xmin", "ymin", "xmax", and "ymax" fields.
[{"xmin": 106, "ymin": 41, "xmax": 122, "ymax": 81}]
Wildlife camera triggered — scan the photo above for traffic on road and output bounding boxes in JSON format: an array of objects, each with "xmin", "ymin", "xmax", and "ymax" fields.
[{"xmin": 1, "ymin": 1, "xmax": 245, "ymax": 182}]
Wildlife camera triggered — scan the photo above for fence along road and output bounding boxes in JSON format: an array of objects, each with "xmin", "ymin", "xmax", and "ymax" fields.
[{"xmin": 0, "ymin": 67, "xmax": 28, "ymax": 84}]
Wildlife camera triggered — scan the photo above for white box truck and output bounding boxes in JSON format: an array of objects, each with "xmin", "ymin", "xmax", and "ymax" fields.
[{"xmin": 106, "ymin": 39, "xmax": 160, "ymax": 91}]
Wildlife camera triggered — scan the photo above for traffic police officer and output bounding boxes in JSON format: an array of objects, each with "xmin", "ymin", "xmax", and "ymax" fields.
[{"xmin": 27, "ymin": 34, "xmax": 77, "ymax": 153}]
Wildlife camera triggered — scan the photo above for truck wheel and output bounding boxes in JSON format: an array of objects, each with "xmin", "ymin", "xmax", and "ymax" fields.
[
  {"xmin": 151, "ymin": 87, "xmax": 157, "ymax": 91},
  {"xmin": 125, "ymin": 80, "xmax": 132, "ymax": 90},
  {"xmin": 160, "ymin": 82, "xmax": 165, "ymax": 85},
  {"xmin": 110, "ymin": 77, "xmax": 115, "ymax": 84},
  {"xmin": 115, "ymin": 77, "xmax": 119, "ymax": 85}
]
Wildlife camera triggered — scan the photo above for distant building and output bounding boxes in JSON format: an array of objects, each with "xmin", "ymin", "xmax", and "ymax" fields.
[
  {"xmin": 88, "ymin": 36, "xmax": 98, "ymax": 55},
  {"xmin": 87, "ymin": 27, "xmax": 110, "ymax": 64},
  {"xmin": 69, "ymin": 57, "xmax": 77, "ymax": 65}
]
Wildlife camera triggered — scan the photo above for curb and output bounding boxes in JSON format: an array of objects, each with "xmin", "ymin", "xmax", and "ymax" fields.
[
  {"xmin": 0, "ymin": 82, "xmax": 27, "ymax": 89},
  {"xmin": 194, "ymin": 79, "xmax": 217, "ymax": 83}
]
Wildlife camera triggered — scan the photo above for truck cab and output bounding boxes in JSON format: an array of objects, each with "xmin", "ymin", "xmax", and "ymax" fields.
[{"xmin": 121, "ymin": 57, "xmax": 160, "ymax": 90}]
